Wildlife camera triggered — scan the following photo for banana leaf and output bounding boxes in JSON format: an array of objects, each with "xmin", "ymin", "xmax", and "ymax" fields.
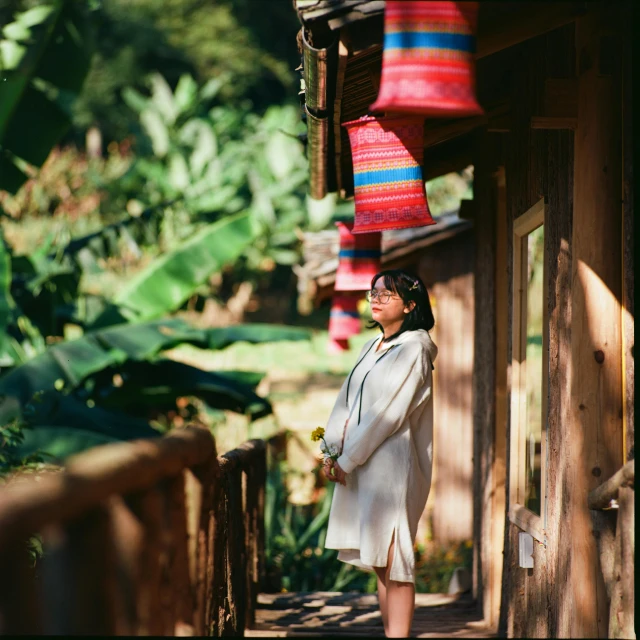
[
  {"xmin": 9, "ymin": 426, "xmax": 125, "ymax": 464},
  {"xmin": 22, "ymin": 390, "xmax": 159, "ymax": 440},
  {"xmin": 0, "ymin": 1, "xmax": 94, "ymax": 192},
  {"xmin": 91, "ymin": 212, "xmax": 258, "ymax": 327},
  {"xmin": 0, "ymin": 318, "xmax": 310, "ymax": 424},
  {"xmin": 86, "ymin": 360, "xmax": 271, "ymax": 420}
]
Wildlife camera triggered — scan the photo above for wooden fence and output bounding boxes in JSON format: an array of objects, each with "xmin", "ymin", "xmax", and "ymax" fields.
[
  {"xmin": 0, "ymin": 426, "xmax": 272, "ymax": 636},
  {"xmin": 588, "ymin": 459, "xmax": 635, "ymax": 639}
]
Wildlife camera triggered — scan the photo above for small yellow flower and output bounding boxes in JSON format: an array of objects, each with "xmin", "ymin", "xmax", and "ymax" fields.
[{"xmin": 311, "ymin": 426, "xmax": 325, "ymax": 442}]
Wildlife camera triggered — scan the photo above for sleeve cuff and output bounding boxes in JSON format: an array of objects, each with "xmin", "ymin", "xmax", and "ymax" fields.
[{"xmin": 336, "ymin": 452, "xmax": 358, "ymax": 474}]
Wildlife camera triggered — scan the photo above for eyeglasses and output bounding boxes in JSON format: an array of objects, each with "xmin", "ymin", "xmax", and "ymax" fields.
[{"xmin": 366, "ymin": 290, "xmax": 395, "ymax": 304}]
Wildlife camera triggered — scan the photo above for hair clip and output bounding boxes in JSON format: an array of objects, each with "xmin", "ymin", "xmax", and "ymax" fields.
[{"xmin": 409, "ymin": 280, "xmax": 419, "ymax": 291}]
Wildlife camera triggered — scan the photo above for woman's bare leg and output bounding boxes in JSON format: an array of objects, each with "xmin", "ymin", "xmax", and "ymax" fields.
[
  {"xmin": 374, "ymin": 535, "xmax": 415, "ymax": 637},
  {"xmin": 386, "ymin": 537, "xmax": 416, "ymax": 637},
  {"xmin": 374, "ymin": 566, "xmax": 389, "ymax": 635},
  {"xmin": 385, "ymin": 578, "xmax": 415, "ymax": 637}
]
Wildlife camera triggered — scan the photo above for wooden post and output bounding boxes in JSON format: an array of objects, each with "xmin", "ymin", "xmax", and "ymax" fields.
[
  {"xmin": 64, "ymin": 505, "xmax": 119, "ymax": 635},
  {"xmin": 617, "ymin": 486, "xmax": 634, "ymax": 638},
  {"xmin": 471, "ymin": 126, "xmax": 497, "ymax": 618},
  {"xmin": 621, "ymin": 5, "xmax": 633, "ymax": 463},
  {"xmin": 109, "ymin": 495, "xmax": 145, "ymax": 635},
  {"xmin": 0, "ymin": 540, "xmax": 43, "ymax": 634},
  {"xmin": 490, "ymin": 165, "xmax": 508, "ymax": 630},
  {"xmin": 255, "ymin": 444, "xmax": 267, "ymax": 593},
  {"xmin": 565, "ymin": 6, "xmax": 623, "ymax": 636},
  {"xmin": 243, "ymin": 442, "xmax": 266, "ymax": 630},
  {"xmin": 125, "ymin": 489, "xmax": 166, "ymax": 636},
  {"xmin": 191, "ymin": 454, "xmax": 219, "ymax": 636},
  {"xmin": 167, "ymin": 473, "xmax": 195, "ymax": 635}
]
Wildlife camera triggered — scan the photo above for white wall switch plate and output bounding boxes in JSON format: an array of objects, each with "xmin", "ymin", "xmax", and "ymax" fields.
[{"xmin": 518, "ymin": 532, "xmax": 534, "ymax": 568}]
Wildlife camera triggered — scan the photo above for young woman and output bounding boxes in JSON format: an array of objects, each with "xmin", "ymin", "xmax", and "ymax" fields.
[{"xmin": 322, "ymin": 269, "xmax": 437, "ymax": 638}]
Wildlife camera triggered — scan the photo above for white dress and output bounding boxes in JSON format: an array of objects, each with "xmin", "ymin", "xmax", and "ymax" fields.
[{"xmin": 323, "ymin": 328, "xmax": 438, "ymax": 584}]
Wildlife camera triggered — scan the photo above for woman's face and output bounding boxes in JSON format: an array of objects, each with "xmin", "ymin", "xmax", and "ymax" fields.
[{"xmin": 369, "ymin": 277, "xmax": 412, "ymax": 327}]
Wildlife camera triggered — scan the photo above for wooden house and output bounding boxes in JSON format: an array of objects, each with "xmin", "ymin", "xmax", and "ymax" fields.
[{"xmin": 295, "ymin": 1, "xmax": 634, "ymax": 637}]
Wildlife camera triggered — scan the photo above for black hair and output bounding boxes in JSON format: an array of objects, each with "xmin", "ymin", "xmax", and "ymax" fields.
[{"xmin": 367, "ymin": 269, "xmax": 435, "ymax": 341}]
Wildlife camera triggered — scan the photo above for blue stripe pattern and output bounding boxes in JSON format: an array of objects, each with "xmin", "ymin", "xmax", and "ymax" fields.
[
  {"xmin": 330, "ymin": 310, "xmax": 359, "ymax": 319},
  {"xmin": 353, "ymin": 166, "xmax": 423, "ymax": 187},
  {"xmin": 384, "ymin": 32, "xmax": 475, "ymax": 52},
  {"xmin": 338, "ymin": 249, "xmax": 381, "ymax": 259}
]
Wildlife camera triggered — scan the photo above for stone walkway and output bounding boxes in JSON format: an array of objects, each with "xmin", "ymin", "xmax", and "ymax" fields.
[{"xmin": 246, "ymin": 592, "xmax": 496, "ymax": 637}]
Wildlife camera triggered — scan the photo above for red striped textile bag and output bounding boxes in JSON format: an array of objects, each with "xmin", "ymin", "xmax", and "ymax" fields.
[
  {"xmin": 334, "ymin": 221, "xmax": 382, "ymax": 291},
  {"xmin": 342, "ymin": 114, "xmax": 435, "ymax": 234},
  {"xmin": 327, "ymin": 337, "xmax": 350, "ymax": 353},
  {"xmin": 370, "ymin": 1, "xmax": 483, "ymax": 117},
  {"xmin": 328, "ymin": 294, "xmax": 361, "ymax": 340}
]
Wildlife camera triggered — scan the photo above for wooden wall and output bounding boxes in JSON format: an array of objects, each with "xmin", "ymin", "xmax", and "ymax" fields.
[
  {"xmin": 417, "ymin": 231, "xmax": 476, "ymax": 546},
  {"xmin": 396, "ymin": 232, "xmax": 476, "ymax": 547},
  {"xmin": 496, "ymin": 24, "xmax": 578, "ymax": 640},
  {"xmin": 484, "ymin": 8, "xmax": 628, "ymax": 637}
]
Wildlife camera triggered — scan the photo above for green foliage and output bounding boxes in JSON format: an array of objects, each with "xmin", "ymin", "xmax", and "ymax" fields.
[
  {"xmin": 91, "ymin": 212, "xmax": 258, "ymax": 326},
  {"xmin": 95, "ymin": 72, "xmax": 310, "ymax": 287},
  {"xmin": 0, "ymin": 0, "xmax": 97, "ymax": 192},
  {"xmin": 0, "ymin": 317, "xmax": 310, "ymax": 462},
  {"xmin": 0, "ymin": 316, "xmax": 310, "ymax": 420},
  {"xmin": 265, "ymin": 452, "xmax": 372, "ymax": 593},
  {"xmin": 414, "ymin": 541, "xmax": 474, "ymax": 594},
  {"xmin": 0, "ymin": 416, "xmax": 45, "ymax": 470},
  {"xmin": 83, "ymin": 360, "xmax": 272, "ymax": 420},
  {"xmin": 425, "ymin": 168, "xmax": 474, "ymax": 217},
  {"xmin": 0, "ymin": 144, "xmax": 131, "ymax": 223},
  {"xmin": 70, "ymin": 0, "xmax": 301, "ymax": 143}
]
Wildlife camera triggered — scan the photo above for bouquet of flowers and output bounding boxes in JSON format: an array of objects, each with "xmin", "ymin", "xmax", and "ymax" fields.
[{"xmin": 311, "ymin": 427, "xmax": 339, "ymax": 467}]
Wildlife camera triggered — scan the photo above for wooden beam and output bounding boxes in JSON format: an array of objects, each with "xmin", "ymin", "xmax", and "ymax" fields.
[
  {"xmin": 621, "ymin": 10, "xmax": 633, "ymax": 463},
  {"xmin": 476, "ymin": 2, "xmax": 586, "ymax": 59},
  {"xmin": 423, "ymin": 104, "xmax": 509, "ymax": 148},
  {"xmin": 587, "ymin": 460, "xmax": 634, "ymax": 510},
  {"xmin": 0, "ymin": 427, "xmax": 216, "ymax": 547},
  {"xmin": 471, "ymin": 127, "xmax": 497, "ymax": 617},
  {"xmin": 530, "ymin": 116, "xmax": 577, "ymax": 130},
  {"xmin": 423, "ymin": 145, "xmax": 474, "ymax": 182},
  {"xmin": 490, "ymin": 166, "xmax": 507, "ymax": 630},
  {"xmin": 424, "ymin": 116, "xmax": 486, "ymax": 148},
  {"xmin": 567, "ymin": 6, "xmax": 623, "ymax": 636}
]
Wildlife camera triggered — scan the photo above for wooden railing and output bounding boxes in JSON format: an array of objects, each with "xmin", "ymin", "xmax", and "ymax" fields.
[
  {"xmin": 0, "ymin": 426, "xmax": 268, "ymax": 636},
  {"xmin": 588, "ymin": 459, "xmax": 635, "ymax": 640}
]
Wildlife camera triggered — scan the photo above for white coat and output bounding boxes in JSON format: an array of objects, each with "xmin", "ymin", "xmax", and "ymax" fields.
[{"xmin": 323, "ymin": 328, "xmax": 437, "ymax": 583}]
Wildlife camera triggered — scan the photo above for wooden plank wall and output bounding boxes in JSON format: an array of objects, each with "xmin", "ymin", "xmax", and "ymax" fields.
[
  {"xmin": 565, "ymin": 7, "xmax": 624, "ymax": 636},
  {"xmin": 495, "ymin": 24, "xmax": 577, "ymax": 639},
  {"xmin": 414, "ymin": 232, "xmax": 475, "ymax": 546},
  {"xmin": 495, "ymin": 8, "xmax": 628, "ymax": 636}
]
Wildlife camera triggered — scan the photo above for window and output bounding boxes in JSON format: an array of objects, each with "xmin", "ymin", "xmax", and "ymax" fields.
[{"xmin": 508, "ymin": 198, "xmax": 547, "ymax": 543}]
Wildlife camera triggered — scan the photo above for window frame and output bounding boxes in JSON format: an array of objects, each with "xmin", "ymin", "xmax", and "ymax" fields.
[{"xmin": 508, "ymin": 197, "xmax": 548, "ymax": 544}]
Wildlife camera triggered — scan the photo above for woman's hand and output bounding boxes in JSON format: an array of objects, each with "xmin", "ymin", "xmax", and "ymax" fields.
[
  {"xmin": 323, "ymin": 459, "xmax": 336, "ymax": 482},
  {"xmin": 324, "ymin": 459, "xmax": 347, "ymax": 486}
]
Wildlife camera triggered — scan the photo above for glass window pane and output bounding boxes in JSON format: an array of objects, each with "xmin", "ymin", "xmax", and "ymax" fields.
[{"xmin": 524, "ymin": 224, "xmax": 544, "ymax": 515}]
